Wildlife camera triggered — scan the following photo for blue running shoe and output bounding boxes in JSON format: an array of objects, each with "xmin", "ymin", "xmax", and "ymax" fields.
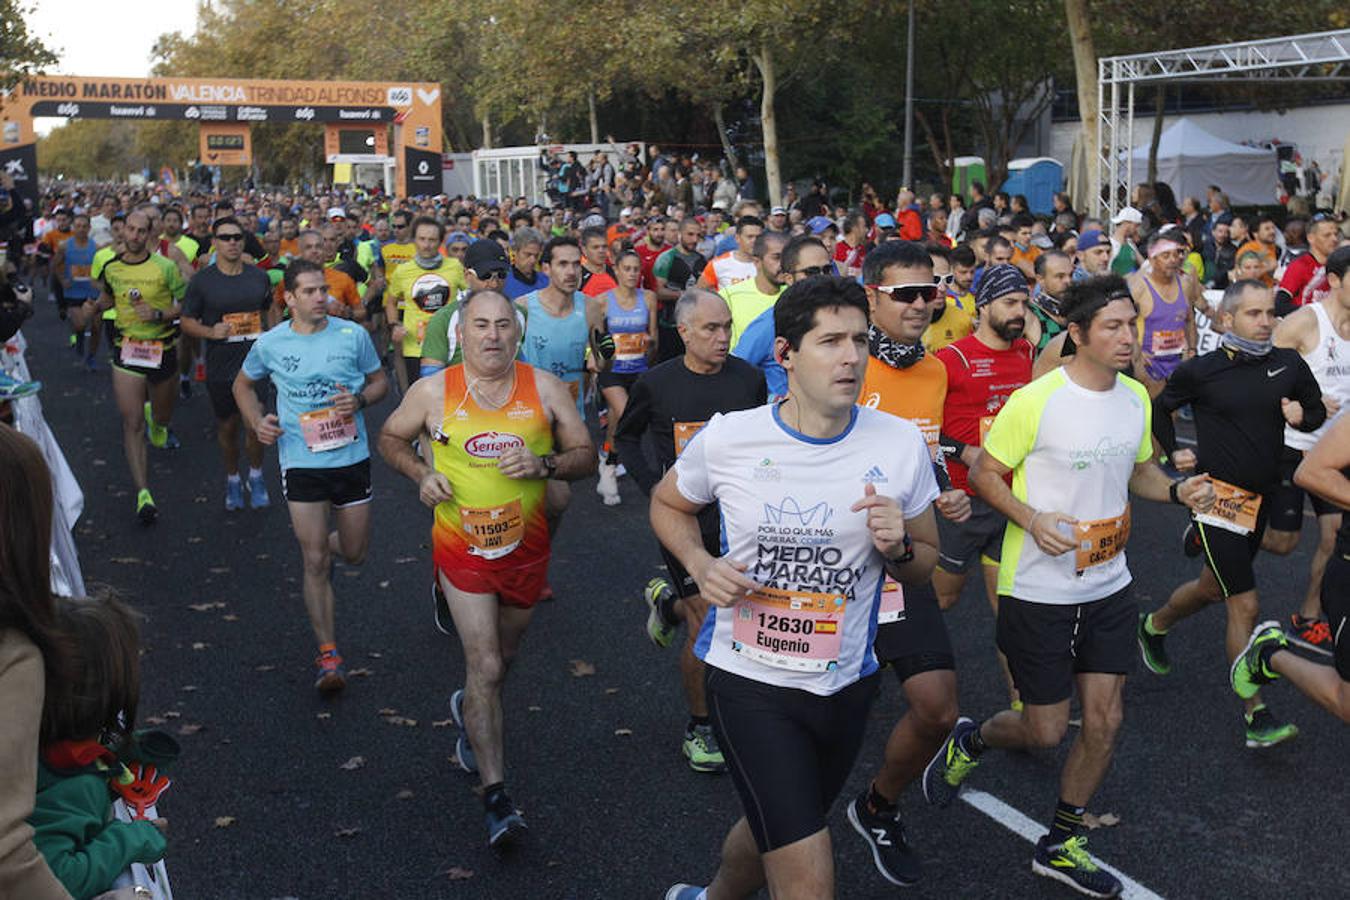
[
  {"xmin": 248, "ymin": 472, "xmax": 270, "ymax": 508},
  {"xmin": 1032, "ymin": 834, "xmax": 1122, "ymax": 897},
  {"xmin": 225, "ymin": 479, "xmax": 244, "ymax": 511},
  {"xmin": 451, "ymin": 689, "xmax": 477, "ymax": 773},
  {"xmin": 485, "ymin": 796, "xmax": 526, "ymax": 850}
]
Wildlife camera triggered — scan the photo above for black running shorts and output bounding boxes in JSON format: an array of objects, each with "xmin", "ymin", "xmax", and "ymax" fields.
[
  {"xmin": 935, "ymin": 495, "xmax": 1005, "ymax": 573},
  {"xmin": 1323, "ymin": 547, "xmax": 1350, "ymax": 681},
  {"xmin": 873, "ymin": 580, "xmax": 956, "ymax": 680},
  {"xmin": 110, "ymin": 344, "xmax": 179, "ymax": 385},
  {"xmin": 1196, "ymin": 504, "xmax": 1268, "ymax": 598},
  {"xmin": 659, "ymin": 507, "xmax": 721, "ymax": 601},
  {"xmin": 206, "ymin": 377, "xmax": 268, "ymax": 422},
  {"xmin": 281, "ymin": 459, "xmax": 372, "ymax": 508},
  {"xmin": 1269, "ymin": 446, "xmax": 1338, "ymax": 532},
  {"xmin": 996, "ymin": 586, "xmax": 1137, "ymax": 706},
  {"xmin": 706, "ymin": 667, "xmax": 878, "ymax": 853}
]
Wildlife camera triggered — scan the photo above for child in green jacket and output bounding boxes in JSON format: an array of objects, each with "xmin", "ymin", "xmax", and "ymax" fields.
[{"xmin": 27, "ymin": 596, "xmax": 169, "ymax": 900}]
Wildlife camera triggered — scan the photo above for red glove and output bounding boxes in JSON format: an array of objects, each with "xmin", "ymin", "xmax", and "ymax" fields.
[{"xmin": 113, "ymin": 763, "xmax": 172, "ymax": 819}]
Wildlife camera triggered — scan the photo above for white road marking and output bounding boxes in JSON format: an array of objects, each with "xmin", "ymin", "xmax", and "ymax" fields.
[{"xmin": 960, "ymin": 789, "xmax": 1165, "ymax": 900}]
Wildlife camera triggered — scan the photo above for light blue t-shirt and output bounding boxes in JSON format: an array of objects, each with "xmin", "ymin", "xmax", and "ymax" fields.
[
  {"xmin": 519, "ymin": 289, "xmax": 589, "ymax": 415},
  {"xmin": 732, "ymin": 306, "xmax": 786, "ymax": 399},
  {"xmin": 241, "ymin": 317, "xmax": 382, "ymax": 472}
]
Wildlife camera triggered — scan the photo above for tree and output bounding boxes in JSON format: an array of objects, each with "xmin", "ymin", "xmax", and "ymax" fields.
[
  {"xmin": 37, "ymin": 121, "xmax": 142, "ymax": 180},
  {"xmin": 0, "ymin": 0, "xmax": 58, "ymax": 102}
]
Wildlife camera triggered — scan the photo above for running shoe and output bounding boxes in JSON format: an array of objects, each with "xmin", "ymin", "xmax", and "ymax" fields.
[
  {"xmin": 682, "ymin": 724, "xmax": 726, "ymax": 774},
  {"xmin": 1244, "ymin": 705, "xmax": 1298, "ymax": 749},
  {"xmin": 0, "ymin": 370, "xmax": 41, "ymax": 400},
  {"xmin": 485, "ymin": 793, "xmax": 526, "ymax": 849},
  {"xmin": 248, "ymin": 472, "xmax": 270, "ymax": 509},
  {"xmin": 1285, "ymin": 614, "xmax": 1334, "ymax": 657},
  {"xmin": 922, "ymin": 716, "xmax": 981, "ymax": 808},
  {"xmin": 433, "ymin": 581, "xmax": 454, "ymax": 636},
  {"xmin": 450, "ymin": 688, "xmax": 478, "ymax": 773},
  {"xmin": 225, "ymin": 479, "xmax": 244, "ymax": 511},
  {"xmin": 847, "ymin": 794, "xmax": 920, "ymax": 887},
  {"xmin": 83, "ymin": 353, "xmax": 100, "ymax": 373},
  {"xmin": 1031, "ymin": 834, "xmax": 1122, "ymax": 898},
  {"xmin": 644, "ymin": 577, "xmax": 677, "ymax": 648},
  {"xmin": 1182, "ymin": 521, "xmax": 1202, "ymax": 558},
  {"xmin": 314, "ymin": 649, "xmax": 346, "ymax": 694},
  {"xmin": 664, "ymin": 886, "xmax": 705, "ymax": 900},
  {"xmin": 1232, "ymin": 620, "xmax": 1286, "ymax": 699},
  {"xmin": 179, "ymin": 376, "xmax": 192, "ymax": 400},
  {"xmin": 596, "ymin": 462, "xmax": 620, "ymax": 506},
  {"xmin": 1136, "ymin": 613, "xmax": 1172, "ymax": 675},
  {"xmin": 135, "ymin": 489, "xmax": 158, "ymax": 525}
]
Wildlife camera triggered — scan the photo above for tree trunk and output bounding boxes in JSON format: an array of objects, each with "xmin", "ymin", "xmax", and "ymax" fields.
[
  {"xmin": 481, "ymin": 111, "xmax": 493, "ymax": 150},
  {"xmin": 712, "ymin": 103, "xmax": 739, "ymax": 173},
  {"xmin": 752, "ymin": 44, "xmax": 782, "ymax": 208},
  {"xmin": 1146, "ymin": 84, "xmax": 1165, "ymax": 185},
  {"xmin": 587, "ymin": 90, "xmax": 600, "ymax": 144},
  {"xmin": 1064, "ymin": 0, "xmax": 1098, "ymax": 210},
  {"xmin": 914, "ymin": 108, "xmax": 953, "ymax": 190}
]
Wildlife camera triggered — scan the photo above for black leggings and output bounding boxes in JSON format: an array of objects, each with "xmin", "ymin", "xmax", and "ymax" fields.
[{"xmin": 706, "ymin": 667, "xmax": 878, "ymax": 852}]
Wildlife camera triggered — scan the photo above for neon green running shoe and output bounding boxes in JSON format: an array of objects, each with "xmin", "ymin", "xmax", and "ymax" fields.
[
  {"xmin": 1231, "ymin": 619, "xmax": 1285, "ymax": 700},
  {"xmin": 922, "ymin": 716, "xmax": 981, "ymax": 807},
  {"xmin": 136, "ymin": 489, "xmax": 158, "ymax": 525},
  {"xmin": 1032, "ymin": 834, "xmax": 1122, "ymax": 897},
  {"xmin": 682, "ymin": 724, "xmax": 725, "ymax": 774},
  {"xmin": 1245, "ymin": 705, "xmax": 1298, "ymax": 749},
  {"xmin": 1136, "ymin": 613, "xmax": 1171, "ymax": 675},
  {"xmin": 643, "ymin": 577, "xmax": 677, "ymax": 648}
]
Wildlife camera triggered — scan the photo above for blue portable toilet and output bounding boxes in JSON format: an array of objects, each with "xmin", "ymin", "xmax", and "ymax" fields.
[{"xmin": 1001, "ymin": 157, "xmax": 1063, "ymax": 216}]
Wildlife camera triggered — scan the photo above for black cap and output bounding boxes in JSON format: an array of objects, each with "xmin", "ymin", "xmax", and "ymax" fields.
[{"xmin": 463, "ymin": 239, "xmax": 509, "ymax": 277}]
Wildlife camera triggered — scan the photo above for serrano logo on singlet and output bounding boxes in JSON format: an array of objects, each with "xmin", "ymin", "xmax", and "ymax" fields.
[{"xmin": 464, "ymin": 431, "xmax": 524, "ymax": 458}]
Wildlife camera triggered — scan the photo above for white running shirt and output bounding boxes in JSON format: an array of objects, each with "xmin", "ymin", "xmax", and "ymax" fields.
[{"xmin": 675, "ymin": 404, "xmax": 938, "ymax": 696}]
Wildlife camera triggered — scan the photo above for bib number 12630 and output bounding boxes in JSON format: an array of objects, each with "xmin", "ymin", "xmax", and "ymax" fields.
[{"xmin": 731, "ymin": 585, "xmax": 847, "ymax": 672}]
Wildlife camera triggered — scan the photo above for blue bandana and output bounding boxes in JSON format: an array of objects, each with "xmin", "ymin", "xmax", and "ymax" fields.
[{"xmin": 975, "ymin": 263, "xmax": 1027, "ymax": 308}]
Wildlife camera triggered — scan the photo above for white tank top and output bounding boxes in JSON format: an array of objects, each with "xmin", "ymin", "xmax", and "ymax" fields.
[{"xmin": 1286, "ymin": 302, "xmax": 1350, "ymax": 451}]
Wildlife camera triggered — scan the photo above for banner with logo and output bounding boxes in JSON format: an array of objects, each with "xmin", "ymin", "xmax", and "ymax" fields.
[
  {"xmin": 324, "ymin": 123, "xmax": 389, "ymax": 164},
  {"xmin": 198, "ymin": 123, "xmax": 252, "ymax": 167},
  {"xmin": 0, "ymin": 144, "xmax": 39, "ymax": 214},
  {"xmin": 3, "ymin": 76, "xmax": 442, "ymax": 196}
]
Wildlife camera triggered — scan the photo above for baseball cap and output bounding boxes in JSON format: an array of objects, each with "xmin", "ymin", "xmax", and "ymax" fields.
[
  {"xmin": 875, "ymin": 213, "xmax": 898, "ymax": 230},
  {"xmin": 1077, "ymin": 229, "xmax": 1107, "ymax": 250},
  {"xmin": 807, "ymin": 216, "xmax": 836, "ymax": 235},
  {"xmin": 580, "ymin": 213, "xmax": 607, "ymax": 229},
  {"xmin": 464, "ymin": 239, "xmax": 510, "ymax": 278},
  {"xmin": 770, "ymin": 206, "xmax": 787, "ymax": 216},
  {"xmin": 327, "ymin": 206, "xmax": 347, "ymax": 220},
  {"xmin": 1110, "ymin": 206, "xmax": 1143, "ymax": 225},
  {"xmin": 445, "ymin": 231, "xmax": 471, "ymax": 246}
]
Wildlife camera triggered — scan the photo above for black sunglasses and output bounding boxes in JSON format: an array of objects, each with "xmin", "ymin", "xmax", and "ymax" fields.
[
  {"xmin": 794, "ymin": 264, "xmax": 834, "ymax": 277},
  {"xmin": 871, "ymin": 283, "xmax": 938, "ymax": 304},
  {"xmin": 215, "ymin": 232, "xmax": 245, "ymax": 242},
  {"xmin": 472, "ymin": 267, "xmax": 508, "ymax": 281}
]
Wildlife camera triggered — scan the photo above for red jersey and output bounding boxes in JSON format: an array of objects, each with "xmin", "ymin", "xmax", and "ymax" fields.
[
  {"xmin": 634, "ymin": 240, "xmax": 669, "ymax": 292},
  {"xmin": 1278, "ymin": 252, "xmax": 1330, "ymax": 309},
  {"xmin": 935, "ymin": 334, "xmax": 1034, "ymax": 494}
]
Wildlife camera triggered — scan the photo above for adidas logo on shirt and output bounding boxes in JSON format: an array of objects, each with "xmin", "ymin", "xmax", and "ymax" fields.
[{"xmin": 862, "ymin": 465, "xmax": 888, "ymax": 484}]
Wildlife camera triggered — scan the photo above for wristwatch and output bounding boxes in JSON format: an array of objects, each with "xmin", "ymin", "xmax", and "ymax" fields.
[
  {"xmin": 1168, "ymin": 479, "xmax": 1184, "ymax": 505},
  {"xmin": 356, "ymin": 392, "xmax": 368, "ymax": 410},
  {"xmin": 889, "ymin": 533, "xmax": 915, "ymax": 565},
  {"xmin": 541, "ymin": 453, "xmax": 559, "ymax": 477}
]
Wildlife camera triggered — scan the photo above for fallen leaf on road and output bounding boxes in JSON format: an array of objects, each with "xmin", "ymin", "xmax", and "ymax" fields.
[
  {"xmin": 316, "ymin": 712, "xmax": 332, "ymax": 720},
  {"xmin": 177, "ymin": 723, "xmax": 205, "ymax": 735},
  {"xmin": 187, "ymin": 536, "xmax": 203, "ymax": 544},
  {"xmin": 188, "ymin": 602, "xmax": 226, "ymax": 612},
  {"xmin": 181, "ymin": 685, "xmax": 198, "ymax": 692},
  {"xmin": 194, "ymin": 496, "xmax": 207, "ymax": 504},
  {"xmin": 342, "ymin": 570, "xmax": 359, "ymax": 578},
  {"xmin": 377, "ymin": 708, "xmax": 398, "ymax": 716},
  {"xmin": 432, "ymin": 719, "xmax": 453, "ymax": 728},
  {"xmin": 339, "ymin": 756, "xmax": 366, "ymax": 771},
  {"xmin": 378, "ymin": 580, "xmax": 390, "ymax": 589},
  {"xmin": 614, "ymin": 728, "xmax": 633, "ymax": 737},
  {"xmin": 527, "ymin": 706, "xmax": 542, "ymax": 712},
  {"xmin": 191, "ymin": 642, "xmax": 209, "ymax": 650},
  {"xmin": 444, "ymin": 867, "xmax": 474, "ymax": 881},
  {"xmin": 214, "ymin": 816, "xmax": 235, "ymax": 828},
  {"xmin": 255, "ymin": 553, "xmax": 269, "ymax": 560},
  {"xmin": 366, "ymin": 652, "xmax": 383, "ymax": 658},
  {"xmin": 605, "ymin": 687, "xmax": 620, "ymax": 695},
  {"xmin": 394, "ymin": 556, "xmax": 418, "ymax": 564},
  {"xmin": 92, "ymin": 458, "xmax": 106, "ymax": 466},
  {"xmin": 209, "ymin": 567, "xmax": 231, "ymax": 574},
  {"xmin": 396, "ymin": 789, "xmax": 415, "ymax": 800},
  {"xmin": 162, "ymin": 711, "xmax": 181, "ymax": 720},
  {"xmin": 110, "ymin": 557, "xmax": 142, "ymax": 564},
  {"xmin": 383, "ymin": 715, "xmax": 418, "ymax": 727},
  {"xmin": 255, "ymin": 664, "xmax": 276, "ymax": 672},
  {"xmin": 221, "ymin": 614, "xmax": 239, "ymax": 621},
  {"xmin": 334, "ymin": 826, "xmax": 361, "ymax": 838},
  {"xmin": 143, "ymin": 716, "xmax": 166, "ymax": 725},
  {"xmin": 348, "ymin": 668, "xmax": 373, "ymax": 677},
  {"xmin": 569, "ymin": 659, "xmax": 596, "ymax": 677},
  {"xmin": 1083, "ymin": 812, "xmax": 1121, "ymax": 829}
]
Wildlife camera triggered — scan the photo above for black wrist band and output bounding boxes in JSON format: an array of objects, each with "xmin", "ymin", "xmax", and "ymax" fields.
[
  {"xmin": 356, "ymin": 393, "xmax": 368, "ymax": 410},
  {"xmin": 1168, "ymin": 479, "xmax": 1183, "ymax": 505}
]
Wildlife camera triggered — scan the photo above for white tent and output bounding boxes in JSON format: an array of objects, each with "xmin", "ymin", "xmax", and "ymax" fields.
[{"xmin": 1129, "ymin": 118, "xmax": 1277, "ymax": 206}]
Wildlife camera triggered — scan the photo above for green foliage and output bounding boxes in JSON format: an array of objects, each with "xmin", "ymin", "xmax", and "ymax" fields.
[{"xmin": 0, "ymin": 0, "xmax": 58, "ymax": 97}]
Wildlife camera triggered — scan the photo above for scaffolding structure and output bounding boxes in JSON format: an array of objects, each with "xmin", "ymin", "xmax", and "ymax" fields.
[{"xmin": 1094, "ymin": 29, "xmax": 1350, "ymax": 218}]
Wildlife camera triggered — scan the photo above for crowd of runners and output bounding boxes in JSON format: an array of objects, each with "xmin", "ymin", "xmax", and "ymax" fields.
[{"xmin": 1, "ymin": 166, "xmax": 1348, "ymax": 899}]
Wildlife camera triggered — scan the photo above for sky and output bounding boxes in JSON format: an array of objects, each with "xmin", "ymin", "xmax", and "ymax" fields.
[{"xmin": 29, "ymin": 0, "xmax": 202, "ymax": 134}]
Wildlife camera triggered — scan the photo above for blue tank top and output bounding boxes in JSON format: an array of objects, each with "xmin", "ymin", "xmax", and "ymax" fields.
[
  {"xmin": 63, "ymin": 236, "xmax": 99, "ymax": 300},
  {"xmin": 605, "ymin": 290, "xmax": 650, "ymax": 375},
  {"xmin": 521, "ymin": 290, "xmax": 589, "ymax": 415}
]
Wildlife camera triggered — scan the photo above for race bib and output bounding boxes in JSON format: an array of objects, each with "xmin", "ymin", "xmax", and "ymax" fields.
[
  {"xmin": 459, "ymin": 498, "xmax": 524, "ymax": 560},
  {"xmin": 119, "ymin": 339, "xmax": 163, "ymax": 369},
  {"xmin": 416, "ymin": 318, "xmax": 429, "ymax": 343},
  {"xmin": 877, "ymin": 578, "xmax": 905, "ymax": 625},
  {"xmin": 1194, "ymin": 479, "xmax": 1261, "ymax": 535},
  {"xmin": 1074, "ymin": 507, "xmax": 1131, "ymax": 573},
  {"xmin": 299, "ymin": 406, "xmax": 358, "ymax": 453},
  {"xmin": 673, "ymin": 420, "xmax": 706, "ymax": 457},
  {"xmin": 979, "ymin": 415, "xmax": 995, "ymax": 445},
  {"xmin": 915, "ymin": 419, "xmax": 940, "ymax": 460},
  {"xmin": 614, "ymin": 331, "xmax": 648, "ymax": 360},
  {"xmin": 731, "ymin": 585, "xmax": 847, "ymax": 672},
  {"xmin": 222, "ymin": 311, "xmax": 262, "ymax": 342},
  {"xmin": 1151, "ymin": 328, "xmax": 1186, "ymax": 356},
  {"xmin": 70, "ymin": 264, "xmax": 91, "ymax": 283}
]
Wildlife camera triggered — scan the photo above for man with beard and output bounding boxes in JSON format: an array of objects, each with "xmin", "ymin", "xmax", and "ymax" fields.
[
  {"xmin": 722, "ymin": 230, "xmax": 788, "ymax": 348},
  {"xmin": 934, "ymin": 264, "xmax": 1036, "ymax": 711},
  {"xmin": 1072, "ymin": 229, "xmax": 1112, "ymax": 283},
  {"xmin": 652, "ymin": 217, "xmax": 709, "ymax": 361},
  {"xmin": 1023, "ymin": 250, "xmax": 1073, "ymax": 354}
]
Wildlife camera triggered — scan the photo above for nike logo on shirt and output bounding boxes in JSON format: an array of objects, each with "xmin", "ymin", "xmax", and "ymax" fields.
[{"xmin": 1267, "ymin": 366, "xmax": 1287, "ymax": 377}]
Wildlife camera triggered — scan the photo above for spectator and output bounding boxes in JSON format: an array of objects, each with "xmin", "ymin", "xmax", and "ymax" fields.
[
  {"xmin": 1109, "ymin": 206, "xmax": 1143, "ymax": 275},
  {"xmin": 0, "ymin": 424, "xmax": 72, "ymax": 900},
  {"xmin": 947, "ymin": 194, "xmax": 967, "ymax": 243},
  {"xmin": 894, "ymin": 189, "xmax": 923, "ymax": 241}
]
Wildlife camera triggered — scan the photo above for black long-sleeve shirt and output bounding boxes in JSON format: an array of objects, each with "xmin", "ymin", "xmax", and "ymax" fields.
[
  {"xmin": 614, "ymin": 355, "xmax": 766, "ymax": 497},
  {"xmin": 1154, "ymin": 346, "xmax": 1325, "ymax": 492}
]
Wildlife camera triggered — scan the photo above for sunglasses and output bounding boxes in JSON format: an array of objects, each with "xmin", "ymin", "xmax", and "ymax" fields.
[
  {"xmin": 871, "ymin": 283, "xmax": 938, "ymax": 304},
  {"xmin": 472, "ymin": 267, "xmax": 508, "ymax": 281},
  {"xmin": 215, "ymin": 232, "xmax": 245, "ymax": 242},
  {"xmin": 794, "ymin": 264, "xmax": 833, "ymax": 277}
]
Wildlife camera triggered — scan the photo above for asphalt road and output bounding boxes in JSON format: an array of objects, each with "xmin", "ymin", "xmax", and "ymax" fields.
[{"xmin": 19, "ymin": 292, "xmax": 1349, "ymax": 900}]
